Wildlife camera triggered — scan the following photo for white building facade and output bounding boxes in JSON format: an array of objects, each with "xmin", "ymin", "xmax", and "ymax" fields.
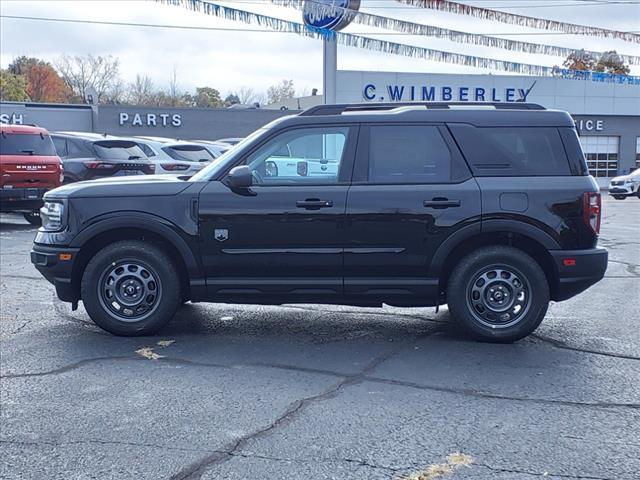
[{"xmin": 336, "ymin": 71, "xmax": 640, "ymax": 185}]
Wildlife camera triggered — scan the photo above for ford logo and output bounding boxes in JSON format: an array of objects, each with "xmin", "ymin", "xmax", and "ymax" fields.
[{"xmin": 303, "ymin": 0, "xmax": 360, "ymax": 32}]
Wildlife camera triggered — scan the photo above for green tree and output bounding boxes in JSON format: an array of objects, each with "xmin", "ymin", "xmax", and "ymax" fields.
[
  {"xmin": 194, "ymin": 87, "xmax": 222, "ymax": 108},
  {"xmin": 224, "ymin": 93, "xmax": 240, "ymax": 106},
  {"xmin": 0, "ymin": 69, "xmax": 29, "ymax": 101}
]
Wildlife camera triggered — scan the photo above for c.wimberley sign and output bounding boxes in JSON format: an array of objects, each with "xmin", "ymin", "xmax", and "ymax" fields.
[{"xmin": 362, "ymin": 82, "xmax": 536, "ymax": 103}]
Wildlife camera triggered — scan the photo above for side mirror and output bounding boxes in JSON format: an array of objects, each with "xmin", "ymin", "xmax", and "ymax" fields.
[{"xmin": 227, "ymin": 165, "xmax": 253, "ymax": 189}]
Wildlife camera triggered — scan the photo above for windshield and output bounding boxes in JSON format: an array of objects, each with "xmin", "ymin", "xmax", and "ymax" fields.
[
  {"xmin": 0, "ymin": 133, "xmax": 57, "ymax": 156},
  {"xmin": 163, "ymin": 145, "xmax": 215, "ymax": 162},
  {"xmin": 189, "ymin": 128, "xmax": 267, "ymax": 182},
  {"xmin": 93, "ymin": 140, "xmax": 147, "ymax": 160}
]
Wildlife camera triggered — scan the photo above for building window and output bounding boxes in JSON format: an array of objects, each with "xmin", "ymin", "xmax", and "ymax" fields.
[
  {"xmin": 579, "ymin": 136, "xmax": 619, "ymax": 178},
  {"xmin": 636, "ymin": 137, "xmax": 640, "ymax": 169}
]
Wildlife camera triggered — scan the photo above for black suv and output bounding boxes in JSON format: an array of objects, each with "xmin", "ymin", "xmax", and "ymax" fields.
[
  {"xmin": 51, "ymin": 132, "xmax": 155, "ymax": 183},
  {"xmin": 31, "ymin": 103, "xmax": 607, "ymax": 342}
]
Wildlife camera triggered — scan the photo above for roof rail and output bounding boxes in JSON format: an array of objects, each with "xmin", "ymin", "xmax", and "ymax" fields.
[{"xmin": 300, "ymin": 102, "xmax": 546, "ymax": 116}]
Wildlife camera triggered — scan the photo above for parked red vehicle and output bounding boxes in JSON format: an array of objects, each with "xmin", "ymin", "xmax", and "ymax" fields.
[{"xmin": 1, "ymin": 124, "xmax": 63, "ymax": 225}]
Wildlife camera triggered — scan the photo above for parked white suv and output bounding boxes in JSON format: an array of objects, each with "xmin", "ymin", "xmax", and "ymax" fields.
[
  {"xmin": 609, "ymin": 168, "xmax": 640, "ymax": 200},
  {"xmin": 131, "ymin": 137, "xmax": 216, "ymax": 175}
]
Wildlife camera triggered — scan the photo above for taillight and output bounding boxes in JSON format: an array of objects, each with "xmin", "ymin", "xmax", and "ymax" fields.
[
  {"xmin": 162, "ymin": 164, "xmax": 189, "ymax": 171},
  {"xmin": 83, "ymin": 161, "xmax": 116, "ymax": 169},
  {"xmin": 582, "ymin": 192, "xmax": 601, "ymax": 235},
  {"xmin": 59, "ymin": 162, "xmax": 64, "ymax": 183}
]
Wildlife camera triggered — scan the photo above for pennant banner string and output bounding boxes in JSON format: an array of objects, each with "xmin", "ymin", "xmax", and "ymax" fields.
[
  {"xmin": 153, "ymin": 0, "xmax": 640, "ymax": 84},
  {"xmin": 395, "ymin": 0, "xmax": 640, "ymax": 44},
  {"xmin": 273, "ymin": 0, "xmax": 640, "ymax": 65}
]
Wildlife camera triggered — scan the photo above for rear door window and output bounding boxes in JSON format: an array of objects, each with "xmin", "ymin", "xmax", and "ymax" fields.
[
  {"xmin": 163, "ymin": 145, "xmax": 215, "ymax": 162},
  {"xmin": 93, "ymin": 141, "xmax": 147, "ymax": 160},
  {"xmin": 367, "ymin": 125, "xmax": 452, "ymax": 184},
  {"xmin": 52, "ymin": 136, "xmax": 68, "ymax": 157},
  {"xmin": 0, "ymin": 133, "xmax": 57, "ymax": 156},
  {"xmin": 450, "ymin": 125, "xmax": 571, "ymax": 176}
]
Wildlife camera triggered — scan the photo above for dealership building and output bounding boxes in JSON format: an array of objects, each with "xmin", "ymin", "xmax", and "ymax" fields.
[{"xmin": 2, "ymin": 70, "xmax": 638, "ymax": 186}]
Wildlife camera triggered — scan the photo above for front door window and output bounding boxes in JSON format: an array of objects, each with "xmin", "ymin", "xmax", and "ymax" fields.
[{"xmin": 245, "ymin": 127, "xmax": 349, "ymax": 184}]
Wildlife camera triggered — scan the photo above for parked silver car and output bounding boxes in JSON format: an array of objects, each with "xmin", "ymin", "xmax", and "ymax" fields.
[{"xmin": 609, "ymin": 168, "xmax": 640, "ymax": 200}]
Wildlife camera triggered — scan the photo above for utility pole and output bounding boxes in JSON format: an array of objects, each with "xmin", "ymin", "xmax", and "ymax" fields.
[{"xmin": 323, "ymin": 38, "xmax": 337, "ymax": 105}]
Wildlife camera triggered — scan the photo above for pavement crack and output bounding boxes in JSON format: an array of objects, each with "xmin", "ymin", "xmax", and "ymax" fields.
[
  {"xmin": 607, "ymin": 259, "xmax": 640, "ymax": 277},
  {"xmin": 531, "ymin": 333, "xmax": 640, "ymax": 361},
  {"xmin": 473, "ymin": 462, "xmax": 616, "ymax": 480},
  {"xmin": 361, "ymin": 376, "xmax": 640, "ymax": 410},
  {"xmin": 1, "ymin": 356, "xmax": 137, "ymax": 379},
  {"xmin": 0, "ymin": 438, "xmax": 207, "ymax": 453},
  {"xmin": 168, "ymin": 337, "xmax": 421, "ymax": 480}
]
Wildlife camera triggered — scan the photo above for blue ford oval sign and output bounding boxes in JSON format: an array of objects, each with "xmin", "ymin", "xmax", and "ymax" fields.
[{"xmin": 303, "ymin": 0, "xmax": 361, "ymax": 32}]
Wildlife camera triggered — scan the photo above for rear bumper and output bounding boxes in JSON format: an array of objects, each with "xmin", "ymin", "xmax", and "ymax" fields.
[
  {"xmin": 0, "ymin": 187, "xmax": 48, "ymax": 212},
  {"xmin": 30, "ymin": 244, "xmax": 80, "ymax": 303},
  {"xmin": 550, "ymin": 248, "xmax": 608, "ymax": 302}
]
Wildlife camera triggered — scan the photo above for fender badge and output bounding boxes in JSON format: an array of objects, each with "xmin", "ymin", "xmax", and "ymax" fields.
[{"xmin": 214, "ymin": 229, "xmax": 228, "ymax": 242}]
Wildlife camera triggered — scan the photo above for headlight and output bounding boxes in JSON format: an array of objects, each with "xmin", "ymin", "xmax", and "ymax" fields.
[{"xmin": 40, "ymin": 201, "xmax": 66, "ymax": 231}]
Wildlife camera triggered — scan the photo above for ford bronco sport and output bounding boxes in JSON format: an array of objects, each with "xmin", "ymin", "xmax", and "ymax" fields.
[
  {"xmin": 31, "ymin": 103, "xmax": 607, "ymax": 342},
  {"xmin": 1, "ymin": 124, "xmax": 63, "ymax": 225}
]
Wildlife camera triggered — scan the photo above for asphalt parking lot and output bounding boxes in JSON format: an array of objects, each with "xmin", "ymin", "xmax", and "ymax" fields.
[{"xmin": 1, "ymin": 195, "xmax": 638, "ymax": 480}]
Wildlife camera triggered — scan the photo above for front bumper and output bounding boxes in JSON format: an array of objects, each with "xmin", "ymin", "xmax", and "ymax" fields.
[
  {"xmin": 550, "ymin": 248, "xmax": 608, "ymax": 301},
  {"xmin": 609, "ymin": 186, "xmax": 636, "ymax": 195},
  {"xmin": 1, "ymin": 187, "xmax": 48, "ymax": 212},
  {"xmin": 31, "ymin": 244, "xmax": 80, "ymax": 303}
]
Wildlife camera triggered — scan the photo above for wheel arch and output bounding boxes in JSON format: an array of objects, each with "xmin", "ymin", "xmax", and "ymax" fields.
[
  {"xmin": 69, "ymin": 213, "xmax": 203, "ymax": 301},
  {"xmin": 431, "ymin": 220, "xmax": 560, "ymax": 299}
]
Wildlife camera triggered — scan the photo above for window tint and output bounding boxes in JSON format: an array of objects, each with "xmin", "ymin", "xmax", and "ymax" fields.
[
  {"xmin": 93, "ymin": 141, "xmax": 147, "ymax": 160},
  {"xmin": 368, "ymin": 126, "xmax": 451, "ymax": 184},
  {"xmin": 163, "ymin": 145, "xmax": 215, "ymax": 162},
  {"xmin": 137, "ymin": 143, "xmax": 156, "ymax": 157},
  {"xmin": 451, "ymin": 125, "xmax": 571, "ymax": 176},
  {"xmin": 52, "ymin": 136, "xmax": 67, "ymax": 157},
  {"xmin": 0, "ymin": 133, "xmax": 57, "ymax": 156},
  {"xmin": 245, "ymin": 126, "xmax": 349, "ymax": 184},
  {"xmin": 67, "ymin": 139, "xmax": 89, "ymax": 157}
]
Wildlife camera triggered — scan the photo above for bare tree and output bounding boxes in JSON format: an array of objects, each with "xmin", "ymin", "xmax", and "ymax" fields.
[
  {"xmin": 267, "ymin": 79, "xmax": 295, "ymax": 104},
  {"xmin": 128, "ymin": 74, "xmax": 155, "ymax": 105},
  {"xmin": 56, "ymin": 54, "xmax": 121, "ymax": 103},
  {"xmin": 167, "ymin": 67, "xmax": 181, "ymax": 107}
]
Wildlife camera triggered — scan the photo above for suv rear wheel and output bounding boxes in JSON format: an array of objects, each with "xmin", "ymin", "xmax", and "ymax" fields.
[
  {"xmin": 447, "ymin": 246, "xmax": 549, "ymax": 343},
  {"xmin": 81, "ymin": 240, "xmax": 181, "ymax": 336}
]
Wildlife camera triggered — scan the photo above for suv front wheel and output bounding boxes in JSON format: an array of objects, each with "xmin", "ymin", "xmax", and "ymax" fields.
[
  {"xmin": 81, "ymin": 240, "xmax": 181, "ymax": 336},
  {"xmin": 447, "ymin": 246, "xmax": 549, "ymax": 343}
]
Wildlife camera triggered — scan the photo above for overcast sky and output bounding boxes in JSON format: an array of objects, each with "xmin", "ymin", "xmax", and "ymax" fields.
[{"xmin": 1, "ymin": 0, "xmax": 638, "ymax": 97}]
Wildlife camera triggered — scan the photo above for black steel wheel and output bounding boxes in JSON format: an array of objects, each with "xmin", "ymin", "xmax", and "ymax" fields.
[
  {"xmin": 81, "ymin": 240, "xmax": 181, "ymax": 336},
  {"xmin": 466, "ymin": 265, "xmax": 531, "ymax": 329},
  {"xmin": 98, "ymin": 261, "xmax": 162, "ymax": 322},
  {"xmin": 447, "ymin": 246, "xmax": 549, "ymax": 343}
]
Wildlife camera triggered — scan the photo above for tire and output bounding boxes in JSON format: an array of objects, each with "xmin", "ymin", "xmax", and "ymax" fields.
[
  {"xmin": 81, "ymin": 240, "xmax": 181, "ymax": 336},
  {"xmin": 447, "ymin": 246, "xmax": 549, "ymax": 343},
  {"xmin": 612, "ymin": 195, "xmax": 626, "ymax": 200},
  {"xmin": 23, "ymin": 212, "xmax": 42, "ymax": 226}
]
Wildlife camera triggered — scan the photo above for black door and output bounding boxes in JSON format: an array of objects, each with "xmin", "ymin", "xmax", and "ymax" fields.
[
  {"xmin": 344, "ymin": 124, "xmax": 481, "ymax": 305},
  {"xmin": 198, "ymin": 125, "xmax": 358, "ymax": 302}
]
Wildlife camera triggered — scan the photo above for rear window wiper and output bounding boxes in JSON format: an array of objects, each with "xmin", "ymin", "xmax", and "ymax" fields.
[
  {"xmin": 128, "ymin": 155, "xmax": 142, "ymax": 160},
  {"xmin": 20, "ymin": 149, "xmax": 35, "ymax": 155}
]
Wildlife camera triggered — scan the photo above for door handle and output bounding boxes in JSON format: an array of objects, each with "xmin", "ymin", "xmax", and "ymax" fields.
[
  {"xmin": 423, "ymin": 198, "xmax": 461, "ymax": 209},
  {"xmin": 296, "ymin": 199, "xmax": 334, "ymax": 210}
]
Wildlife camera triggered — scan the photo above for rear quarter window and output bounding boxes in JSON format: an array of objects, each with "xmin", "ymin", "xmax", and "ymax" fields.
[
  {"xmin": 450, "ymin": 125, "xmax": 571, "ymax": 176},
  {"xmin": 0, "ymin": 133, "xmax": 57, "ymax": 156}
]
